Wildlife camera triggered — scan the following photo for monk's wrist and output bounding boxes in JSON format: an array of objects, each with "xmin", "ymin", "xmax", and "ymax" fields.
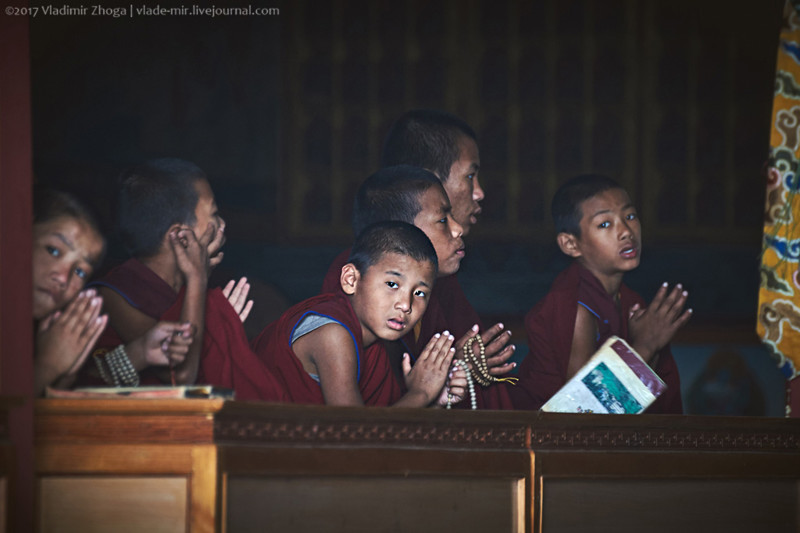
[
  {"xmin": 125, "ymin": 336, "xmax": 150, "ymax": 370},
  {"xmin": 184, "ymin": 270, "xmax": 208, "ymax": 288},
  {"xmin": 400, "ymin": 388, "xmax": 433, "ymax": 408},
  {"xmin": 631, "ymin": 342, "xmax": 655, "ymax": 364}
]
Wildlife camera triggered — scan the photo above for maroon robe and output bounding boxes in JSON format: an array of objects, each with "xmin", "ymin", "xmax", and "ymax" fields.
[
  {"xmin": 321, "ymin": 249, "xmax": 514, "ymax": 409},
  {"xmin": 250, "ymin": 291, "xmax": 404, "ymax": 406},
  {"xmin": 513, "ymin": 261, "xmax": 683, "ymax": 413},
  {"xmin": 86, "ymin": 258, "xmax": 287, "ymax": 402}
]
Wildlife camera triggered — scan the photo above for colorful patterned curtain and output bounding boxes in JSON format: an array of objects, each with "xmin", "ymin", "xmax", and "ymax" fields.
[{"xmin": 758, "ymin": 0, "xmax": 800, "ymax": 411}]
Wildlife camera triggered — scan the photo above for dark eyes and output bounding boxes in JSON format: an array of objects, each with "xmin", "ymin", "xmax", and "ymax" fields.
[
  {"xmin": 45, "ymin": 245, "xmax": 90, "ymax": 281},
  {"xmin": 598, "ymin": 213, "xmax": 637, "ymax": 229},
  {"xmin": 386, "ymin": 281, "xmax": 427, "ymax": 298}
]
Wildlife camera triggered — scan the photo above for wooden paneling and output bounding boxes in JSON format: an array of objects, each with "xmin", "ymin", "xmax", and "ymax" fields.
[
  {"xmin": 38, "ymin": 477, "xmax": 188, "ymax": 533},
  {"xmin": 279, "ymin": 0, "xmax": 781, "ymax": 244},
  {"xmin": 541, "ymin": 479, "xmax": 798, "ymax": 533},
  {"xmin": 227, "ymin": 476, "xmax": 524, "ymax": 533}
]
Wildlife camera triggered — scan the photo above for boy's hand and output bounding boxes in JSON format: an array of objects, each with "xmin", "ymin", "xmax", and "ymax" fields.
[
  {"xmin": 222, "ymin": 277, "xmax": 253, "ymax": 323},
  {"xmin": 207, "ymin": 220, "xmax": 226, "ymax": 269},
  {"xmin": 170, "ymin": 226, "xmax": 212, "ymax": 284},
  {"xmin": 455, "ymin": 323, "xmax": 516, "ymax": 376},
  {"xmin": 402, "ymin": 331, "xmax": 455, "ymax": 405},
  {"xmin": 35, "ymin": 289, "xmax": 108, "ymax": 393},
  {"xmin": 435, "ymin": 362, "xmax": 468, "ymax": 407},
  {"xmin": 628, "ymin": 282, "xmax": 692, "ymax": 363},
  {"xmin": 135, "ymin": 321, "xmax": 195, "ymax": 367}
]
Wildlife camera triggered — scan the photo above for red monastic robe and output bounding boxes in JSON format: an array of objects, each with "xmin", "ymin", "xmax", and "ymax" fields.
[
  {"xmin": 513, "ymin": 261, "xmax": 683, "ymax": 413},
  {"xmin": 250, "ymin": 291, "xmax": 404, "ymax": 406},
  {"xmin": 321, "ymin": 249, "xmax": 514, "ymax": 409},
  {"xmin": 87, "ymin": 258, "xmax": 287, "ymax": 402}
]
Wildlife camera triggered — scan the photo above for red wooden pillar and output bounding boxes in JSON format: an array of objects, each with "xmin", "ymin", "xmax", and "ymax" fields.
[
  {"xmin": 789, "ymin": 378, "xmax": 800, "ymax": 417},
  {"xmin": 0, "ymin": 9, "xmax": 35, "ymax": 532}
]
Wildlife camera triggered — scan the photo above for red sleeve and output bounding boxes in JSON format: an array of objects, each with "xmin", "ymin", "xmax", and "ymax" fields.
[
  {"xmin": 645, "ymin": 345, "xmax": 683, "ymax": 414},
  {"xmin": 512, "ymin": 266, "xmax": 579, "ymax": 410},
  {"xmin": 198, "ymin": 289, "xmax": 288, "ymax": 402}
]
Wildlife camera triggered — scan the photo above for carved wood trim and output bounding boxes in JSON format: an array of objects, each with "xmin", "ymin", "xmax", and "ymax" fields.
[
  {"xmin": 215, "ymin": 417, "xmax": 529, "ymax": 449},
  {"xmin": 530, "ymin": 428, "xmax": 800, "ymax": 452}
]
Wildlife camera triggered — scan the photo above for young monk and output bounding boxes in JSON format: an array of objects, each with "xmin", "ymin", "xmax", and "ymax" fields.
[
  {"xmin": 32, "ymin": 188, "xmax": 192, "ymax": 395},
  {"xmin": 254, "ymin": 221, "xmax": 465, "ymax": 407},
  {"xmin": 321, "ymin": 164, "xmax": 513, "ymax": 408},
  {"xmin": 512, "ymin": 174, "xmax": 690, "ymax": 413},
  {"xmin": 88, "ymin": 159, "xmax": 285, "ymax": 401}
]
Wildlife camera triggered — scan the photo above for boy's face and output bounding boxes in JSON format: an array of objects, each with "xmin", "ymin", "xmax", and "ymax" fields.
[
  {"xmin": 190, "ymin": 178, "xmax": 225, "ymax": 241},
  {"xmin": 347, "ymin": 252, "xmax": 436, "ymax": 347},
  {"xmin": 413, "ymin": 185, "xmax": 465, "ymax": 277},
  {"xmin": 32, "ymin": 216, "xmax": 104, "ymax": 320},
  {"xmin": 442, "ymin": 135, "xmax": 484, "ymax": 237},
  {"xmin": 571, "ymin": 188, "xmax": 641, "ymax": 285}
]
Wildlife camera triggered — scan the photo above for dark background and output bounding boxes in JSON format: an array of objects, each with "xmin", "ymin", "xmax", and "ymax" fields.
[{"xmin": 29, "ymin": 0, "xmax": 788, "ymax": 414}]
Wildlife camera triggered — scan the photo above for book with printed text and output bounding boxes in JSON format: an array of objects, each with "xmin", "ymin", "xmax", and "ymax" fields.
[{"xmin": 541, "ymin": 336, "xmax": 666, "ymax": 414}]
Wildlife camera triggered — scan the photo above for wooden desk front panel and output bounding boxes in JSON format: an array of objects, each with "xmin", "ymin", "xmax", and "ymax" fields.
[
  {"xmin": 36, "ymin": 443, "xmax": 218, "ymax": 533},
  {"xmin": 38, "ymin": 476, "xmax": 188, "ymax": 533},
  {"xmin": 227, "ymin": 475, "xmax": 523, "ymax": 533},
  {"xmin": 535, "ymin": 450, "xmax": 800, "ymax": 533},
  {"xmin": 221, "ymin": 446, "xmax": 529, "ymax": 533}
]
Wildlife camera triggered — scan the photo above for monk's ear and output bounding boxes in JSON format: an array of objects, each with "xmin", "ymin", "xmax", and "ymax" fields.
[
  {"xmin": 557, "ymin": 232, "xmax": 582, "ymax": 258},
  {"xmin": 340, "ymin": 263, "xmax": 360, "ymax": 295},
  {"xmin": 162, "ymin": 223, "xmax": 190, "ymax": 250},
  {"xmin": 161, "ymin": 224, "xmax": 180, "ymax": 250}
]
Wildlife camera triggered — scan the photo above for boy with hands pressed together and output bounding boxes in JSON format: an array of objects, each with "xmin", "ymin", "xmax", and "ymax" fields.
[
  {"xmin": 255, "ymin": 221, "xmax": 466, "ymax": 407},
  {"xmin": 513, "ymin": 174, "xmax": 689, "ymax": 413},
  {"xmin": 32, "ymin": 188, "xmax": 195, "ymax": 395},
  {"xmin": 320, "ymin": 166, "xmax": 501, "ymax": 407}
]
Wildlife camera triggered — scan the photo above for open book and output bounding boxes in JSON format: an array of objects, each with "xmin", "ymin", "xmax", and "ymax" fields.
[
  {"xmin": 541, "ymin": 336, "xmax": 666, "ymax": 414},
  {"xmin": 45, "ymin": 385, "xmax": 235, "ymax": 400}
]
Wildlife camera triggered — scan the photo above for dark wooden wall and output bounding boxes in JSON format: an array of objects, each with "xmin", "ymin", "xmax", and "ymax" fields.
[
  {"xmin": 30, "ymin": 0, "xmax": 781, "ymax": 248},
  {"xmin": 279, "ymin": 0, "xmax": 780, "ymax": 245}
]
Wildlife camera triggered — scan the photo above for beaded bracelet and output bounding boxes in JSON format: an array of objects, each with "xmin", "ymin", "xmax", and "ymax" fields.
[
  {"xmin": 93, "ymin": 345, "xmax": 140, "ymax": 387},
  {"xmin": 106, "ymin": 344, "xmax": 140, "ymax": 387},
  {"xmin": 92, "ymin": 348, "xmax": 114, "ymax": 386}
]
